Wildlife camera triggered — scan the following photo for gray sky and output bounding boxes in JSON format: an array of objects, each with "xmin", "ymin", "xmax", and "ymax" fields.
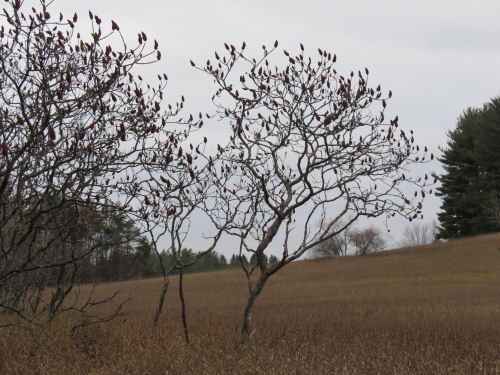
[{"xmin": 20, "ymin": 0, "xmax": 500, "ymax": 253}]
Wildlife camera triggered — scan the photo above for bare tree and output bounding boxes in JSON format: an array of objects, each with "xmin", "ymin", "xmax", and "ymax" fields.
[
  {"xmin": 0, "ymin": 0, "xmax": 186, "ymax": 328},
  {"xmin": 118, "ymin": 111, "xmax": 239, "ymax": 343},
  {"xmin": 142, "ymin": 162, "xmax": 237, "ymax": 343},
  {"xmin": 400, "ymin": 221, "xmax": 436, "ymax": 246},
  {"xmin": 311, "ymin": 219, "xmax": 351, "ymax": 258},
  {"xmin": 196, "ymin": 41, "xmax": 434, "ymax": 343},
  {"xmin": 349, "ymin": 226, "xmax": 388, "ymax": 255}
]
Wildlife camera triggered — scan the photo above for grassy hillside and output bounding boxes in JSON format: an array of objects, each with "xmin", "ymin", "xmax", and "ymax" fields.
[{"xmin": 1, "ymin": 233, "xmax": 500, "ymax": 374}]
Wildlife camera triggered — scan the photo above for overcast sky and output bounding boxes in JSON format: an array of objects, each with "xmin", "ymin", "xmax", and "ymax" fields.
[{"xmin": 19, "ymin": 0, "xmax": 500, "ymax": 253}]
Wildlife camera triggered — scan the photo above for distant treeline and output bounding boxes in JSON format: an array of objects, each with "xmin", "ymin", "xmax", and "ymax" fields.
[{"xmin": 77, "ymin": 211, "xmax": 279, "ymax": 283}]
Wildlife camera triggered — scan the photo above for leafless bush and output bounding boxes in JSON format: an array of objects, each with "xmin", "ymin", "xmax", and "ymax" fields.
[
  {"xmin": 311, "ymin": 220, "xmax": 351, "ymax": 258},
  {"xmin": 349, "ymin": 226, "xmax": 388, "ymax": 255},
  {"xmin": 400, "ymin": 222, "xmax": 436, "ymax": 246}
]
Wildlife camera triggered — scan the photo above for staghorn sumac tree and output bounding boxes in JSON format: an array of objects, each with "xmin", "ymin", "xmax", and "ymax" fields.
[
  {"xmin": 197, "ymin": 41, "xmax": 435, "ymax": 343},
  {"xmin": 137, "ymin": 146, "xmax": 239, "ymax": 342},
  {"xmin": 0, "ymin": 0, "xmax": 192, "ymax": 328}
]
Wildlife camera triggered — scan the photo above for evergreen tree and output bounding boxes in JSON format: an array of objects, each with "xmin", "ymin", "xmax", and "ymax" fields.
[
  {"xmin": 195, "ymin": 250, "xmax": 220, "ymax": 269},
  {"xmin": 219, "ymin": 254, "xmax": 227, "ymax": 267},
  {"xmin": 240, "ymin": 254, "xmax": 249, "ymax": 266},
  {"xmin": 229, "ymin": 254, "xmax": 239, "ymax": 267},
  {"xmin": 476, "ymin": 98, "xmax": 500, "ymax": 227},
  {"xmin": 250, "ymin": 253, "xmax": 268, "ymax": 265},
  {"xmin": 82, "ymin": 210, "xmax": 155, "ymax": 282},
  {"xmin": 268, "ymin": 255, "xmax": 279, "ymax": 264},
  {"xmin": 437, "ymin": 97, "xmax": 500, "ymax": 238},
  {"xmin": 229, "ymin": 254, "xmax": 250, "ymax": 267}
]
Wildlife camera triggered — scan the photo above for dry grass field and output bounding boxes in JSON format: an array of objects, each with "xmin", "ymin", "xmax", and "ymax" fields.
[{"xmin": 1, "ymin": 233, "xmax": 500, "ymax": 374}]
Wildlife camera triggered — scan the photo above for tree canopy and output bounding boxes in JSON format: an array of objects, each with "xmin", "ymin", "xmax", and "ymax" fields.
[
  {"xmin": 436, "ymin": 97, "xmax": 500, "ymax": 238},
  {"xmin": 197, "ymin": 41, "xmax": 432, "ymax": 342}
]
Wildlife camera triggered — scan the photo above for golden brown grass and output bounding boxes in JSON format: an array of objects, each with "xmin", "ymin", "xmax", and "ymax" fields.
[{"xmin": 1, "ymin": 233, "xmax": 500, "ymax": 374}]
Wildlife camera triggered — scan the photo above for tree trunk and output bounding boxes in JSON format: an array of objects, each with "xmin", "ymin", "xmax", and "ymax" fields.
[
  {"xmin": 178, "ymin": 267, "xmax": 190, "ymax": 343},
  {"xmin": 240, "ymin": 273, "xmax": 268, "ymax": 344},
  {"xmin": 153, "ymin": 277, "xmax": 169, "ymax": 328}
]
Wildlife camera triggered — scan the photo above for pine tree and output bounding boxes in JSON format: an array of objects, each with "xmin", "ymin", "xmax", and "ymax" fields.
[
  {"xmin": 250, "ymin": 253, "xmax": 268, "ymax": 265},
  {"xmin": 229, "ymin": 254, "xmax": 239, "ymax": 267},
  {"xmin": 436, "ymin": 97, "xmax": 500, "ymax": 238},
  {"xmin": 476, "ymin": 98, "xmax": 500, "ymax": 227},
  {"xmin": 268, "ymin": 255, "xmax": 279, "ymax": 264},
  {"xmin": 219, "ymin": 254, "xmax": 227, "ymax": 267}
]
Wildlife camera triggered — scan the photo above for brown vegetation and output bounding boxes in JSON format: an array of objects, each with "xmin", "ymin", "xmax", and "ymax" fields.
[{"xmin": 1, "ymin": 233, "xmax": 500, "ymax": 374}]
